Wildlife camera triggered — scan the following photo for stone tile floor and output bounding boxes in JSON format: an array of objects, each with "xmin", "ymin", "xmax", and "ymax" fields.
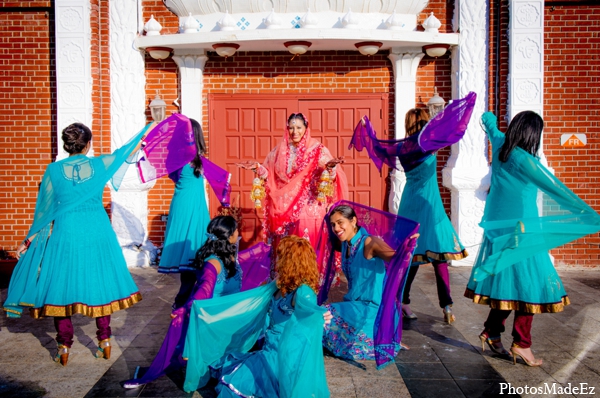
[{"xmin": 1, "ymin": 266, "xmax": 599, "ymax": 397}]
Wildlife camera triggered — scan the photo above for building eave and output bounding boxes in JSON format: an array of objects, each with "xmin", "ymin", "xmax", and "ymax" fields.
[{"xmin": 136, "ymin": 29, "xmax": 459, "ymax": 53}]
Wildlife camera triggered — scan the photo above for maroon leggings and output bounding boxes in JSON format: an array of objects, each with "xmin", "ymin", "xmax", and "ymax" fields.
[
  {"xmin": 483, "ymin": 309, "xmax": 534, "ymax": 348},
  {"xmin": 54, "ymin": 315, "xmax": 111, "ymax": 348},
  {"xmin": 402, "ymin": 261, "xmax": 453, "ymax": 308}
]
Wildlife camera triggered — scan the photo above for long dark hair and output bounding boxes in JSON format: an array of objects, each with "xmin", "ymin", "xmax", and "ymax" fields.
[
  {"xmin": 62, "ymin": 123, "xmax": 92, "ymax": 154},
  {"xmin": 190, "ymin": 118, "xmax": 206, "ymax": 177},
  {"xmin": 193, "ymin": 215, "xmax": 238, "ymax": 278},
  {"xmin": 329, "ymin": 204, "xmax": 359, "ymax": 252},
  {"xmin": 499, "ymin": 111, "xmax": 544, "ymax": 162}
]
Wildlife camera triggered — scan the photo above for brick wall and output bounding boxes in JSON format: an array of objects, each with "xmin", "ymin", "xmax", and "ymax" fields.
[
  {"xmin": 543, "ymin": 4, "xmax": 600, "ymax": 266},
  {"xmin": 0, "ymin": 5, "xmax": 53, "ymax": 257},
  {"xmin": 145, "ymin": 61, "xmax": 179, "ymax": 243}
]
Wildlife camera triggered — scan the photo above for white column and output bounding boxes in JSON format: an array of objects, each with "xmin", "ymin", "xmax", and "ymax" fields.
[
  {"xmin": 509, "ymin": 0, "xmax": 547, "ymax": 164},
  {"xmin": 172, "ymin": 50, "xmax": 208, "ymax": 123},
  {"xmin": 55, "ymin": 0, "xmax": 93, "ymax": 160},
  {"xmin": 110, "ymin": 0, "xmax": 156, "ymax": 267},
  {"xmin": 443, "ymin": 0, "xmax": 491, "ymax": 266},
  {"xmin": 387, "ymin": 49, "xmax": 425, "ymax": 213}
]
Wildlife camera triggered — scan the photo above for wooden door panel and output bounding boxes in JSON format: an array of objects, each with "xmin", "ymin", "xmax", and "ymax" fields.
[
  {"xmin": 258, "ymin": 136, "xmax": 272, "ymax": 160},
  {"xmin": 225, "ymin": 109, "xmax": 239, "ymax": 130},
  {"xmin": 300, "ymin": 98, "xmax": 386, "ymax": 210},
  {"xmin": 241, "ymin": 108, "xmax": 255, "ymax": 131},
  {"xmin": 257, "ymin": 108, "xmax": 271, "ymax": 131}
]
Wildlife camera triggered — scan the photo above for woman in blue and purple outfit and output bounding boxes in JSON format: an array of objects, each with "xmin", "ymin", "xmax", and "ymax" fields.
[
  {"xmin": 349, "ymin": 92, "xmax": 476, "ymax": 324},
  {"xmin": 397, "ymin": 107, "xmax": 468, "ymax": 324},
  {"xmin": 123, "ymin": 215, "xmax": 241, "ymax": 389},
  {"xmin": 320, "ymin": 203, "xmax": 419, "ymax": 366}
]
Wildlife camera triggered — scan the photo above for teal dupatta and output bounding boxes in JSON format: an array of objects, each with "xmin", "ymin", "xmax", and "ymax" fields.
[
  {"xmin": 183, "ymin": 282, "xmax": 329, "ymax": 397},
  {"xmin": 472, "ymin": 112, "xmax": 600, "ymax": 281},
  {"xmin": 3, "ymin": 125, "xmax": 150, "ymax": 318}
]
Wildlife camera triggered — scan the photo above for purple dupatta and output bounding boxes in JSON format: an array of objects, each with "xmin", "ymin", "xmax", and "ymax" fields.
[
  {"xmin": 137, "ymin": 113, "xmax": 232, "ymax": 206},
  {"xmin": 316, "ymin": 200, "xmax": 419, "ymax": 369},
  {"xmin": 122, "ymin": 243, "xmax": 272, "ymax": 389},
  {"xmin": 350, "ymin": 92, "xmax": 477, "ymax": 172},
  {"xmin": 238, "ymin": 242, "xmax": 272, "ymax": 291}
]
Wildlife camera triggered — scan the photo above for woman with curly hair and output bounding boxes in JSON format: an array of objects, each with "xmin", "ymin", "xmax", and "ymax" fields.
[
  {"xmin": 123, "ymin": 215, "xmax": 241, "ymax": 389},
  {"xmin": 182, "ymin": 235, "xmax": 331, "ymax": 396}
]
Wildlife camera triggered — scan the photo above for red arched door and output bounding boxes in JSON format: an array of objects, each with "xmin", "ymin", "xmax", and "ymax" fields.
[{"xmin": 208, "ymin": 94, "xmax": 388, "ymax": 249}]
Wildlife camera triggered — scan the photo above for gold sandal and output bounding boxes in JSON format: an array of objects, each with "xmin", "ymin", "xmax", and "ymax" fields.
[
  {"xmin": 95, "ymin": 338, "xmax": 111, "ymax": 360},
  {"xmin": 443, "ymin": 305, "xmax": 455, "ymax": 324},
  {"xmin": 511, "ymin": 344, "xmax": 542, "ymax": 367},
  {"xmin": 54, "ymin": 344, "xmax": 69, "ymax": 366},
  {"xmin": 479, "ymin": 332, "xmax": 510, "ymax": 356}
]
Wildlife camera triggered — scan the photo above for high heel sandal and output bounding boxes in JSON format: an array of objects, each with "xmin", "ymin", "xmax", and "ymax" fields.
[
  {"xmin": 95, "ymin": 338, "xmax": 111, "ymax": 360},
  {"xmin": 402, "ymin": 304, "xmax": 417, "ymax": 320},
  {"xmin": 511, "ymin": 345, "xmax": 542, "ymax": 367},
  {"xmin": 54, "ymin": 344, "xmax": 69, "ymax": 366},
  {"xmin": 443, "ymin": 305, "xmax": 455, "ymax": 324},
  {"xmin": 478, "ymin": 332, "xmax": 510, "ymax": 356}
]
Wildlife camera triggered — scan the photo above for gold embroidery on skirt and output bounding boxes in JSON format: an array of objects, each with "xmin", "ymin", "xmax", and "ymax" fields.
[
  {"xmin": 412, "ymin": 249, "xmax": 469, "ymax": 264},
  {"xmin": 29, "ymin": 292, "xmax": 142, "ymax": 319},
  {"xmin": 464, "ymin": 288, "xmax": 570, "ymax": 314}
]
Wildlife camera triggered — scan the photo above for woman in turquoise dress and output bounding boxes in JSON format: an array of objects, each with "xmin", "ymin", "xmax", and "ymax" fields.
[
  {"xmin": 465, "ymin": 111, "xmax": 600, "ymax": 366},
  {"xmin": 348, "ymin": 95, "xmax": 476, "ymax": 325},
  {"xmin": 159, "ymin": 118, "xmax": 212, "ymax": 309},
  {"xmin": 323, "ymin": 204, "xmax": 411, "ymax": 360},
  {"xmin": 183, "ymin": 235, "xmax": 330, "ymax": 397},
  {"xmin": 398, "ymin": 108, "xmax": 468, "ymax": 324},
  {"xmin": 5, "ymin": 122, "xmax": 147, "ymax": 366},
  {"xmin": 123, "ymin": 215, "xmax": 241, "ymax": 388}
]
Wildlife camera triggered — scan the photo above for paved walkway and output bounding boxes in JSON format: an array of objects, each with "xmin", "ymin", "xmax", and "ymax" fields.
[{"xmin": 1, "ymin": 266, "xmax": 599, "ymax": 397}]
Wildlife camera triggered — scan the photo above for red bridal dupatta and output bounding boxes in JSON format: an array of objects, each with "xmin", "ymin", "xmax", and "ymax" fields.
[
  {"xmin": 262, "ymin": 127, "xmax": 348, "ymax": 244},
  {"xmin": 137, "ymin": 113, "xmax": 232, "ymax": 206},
  {"xmin": 316, "ymin": 200, "xmax": 420, "ymax": 369}
]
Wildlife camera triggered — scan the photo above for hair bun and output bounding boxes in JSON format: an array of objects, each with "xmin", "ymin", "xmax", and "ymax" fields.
[{"xmin": 62, "ymin": 123, "xmax": 92, "ymax": 154}]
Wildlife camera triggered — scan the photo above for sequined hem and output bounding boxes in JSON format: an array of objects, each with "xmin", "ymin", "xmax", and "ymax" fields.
[
  {"xmin": 218, "ymin": 363, "xmax": 252, "ymax": 398},
  {"xmin": 413, "ymin": 248, "xmax": 468, "ymax": 264},
  {"xmin": 29, "ymin": 292, "xmax": 143, "ymax": 318},
  {"xmin": 158, "ymin": 266, "xmax": 187, "ymax": 273},
  {"xmin": 464, "ymin": 289, "xmax": 570, "ymax": 314},
  {"xmin": 323, "ymin": 304, "xmax": 375, "ymax": 360}
]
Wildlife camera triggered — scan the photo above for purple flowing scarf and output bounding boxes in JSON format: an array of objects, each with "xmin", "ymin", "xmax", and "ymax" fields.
[
  {"xmin": 350, "ymin": 92, "xmax": 477, "ymax": 172},
  {"xmin": 122, "ymin": 243, "xmax": 271, "ymax": 389},
  {"xmin": 137, "ymin": 113, "xmax": 232, "ymax": 206},
  {"xmin": 316, "ymin": 200, "xmax": 419, "ymax": 369},
  {"xmin": 238, "ymin": 242, "xmax": 272, "ymax": 291}
]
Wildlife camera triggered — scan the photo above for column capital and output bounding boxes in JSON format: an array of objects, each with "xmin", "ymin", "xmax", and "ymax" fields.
[
  {"xmin": 387, "ymin": 49, "xmax": 425, "ymax": 81},
  {"xmin": 171, "ymin": 51, "xmax": 206, "ymax": 131},
  {"xmin": 172, "ymin": 51, "xmax": 208, "ymax": 81}
]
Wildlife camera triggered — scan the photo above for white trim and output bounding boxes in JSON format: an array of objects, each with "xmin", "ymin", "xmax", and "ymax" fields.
[{"xmin": 55, "ymin": 0, "xmax": 93, "ymax": 160}]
